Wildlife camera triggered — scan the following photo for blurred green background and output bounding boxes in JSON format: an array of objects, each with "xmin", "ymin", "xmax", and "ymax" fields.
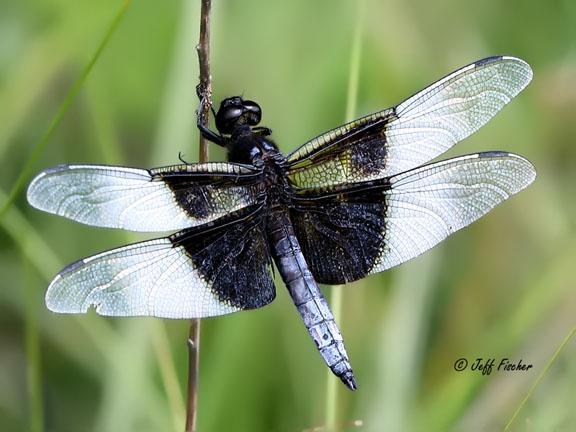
[{"xmin": 1, "ymin": 0, "xmax": 575, "ymax": 431}]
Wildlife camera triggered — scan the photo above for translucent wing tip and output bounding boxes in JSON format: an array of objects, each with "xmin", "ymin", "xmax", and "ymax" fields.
[
  {"xmin": 26, "ymin": 170, "xmax": 47, "ymax": 210},
  {"xmin": 27, "ymin": 165, "xmax": 68, "ymax": 211},
  {"xmin": 480, "ymin": 55, "xmax": 533, "ymax": 93},
  {"xmin": 45, "ymin": 259, "xmax": 90, "ymax": 314},
  {"xmin": 478, "ymin": 151, "xmax": 537, "ymax": 192}
]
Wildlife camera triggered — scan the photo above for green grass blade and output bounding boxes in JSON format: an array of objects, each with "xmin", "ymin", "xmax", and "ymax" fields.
[
  {"xmin": 150, "ymin": 320, "xmax": 186, "ymax": 431},
  {"xmin": 325, "ymin": 285, "xmax": 345, "ymax": 431},
  {"xmin": 0, "ymin": 184, "xmax": 120, "ymax": 369},
  {"xmin": 416, "ymin": 235, "xmax": 576, "ymax": 430},
  {"xmin": 23, "ymin": 257, "xmax": 44, "ymax": 432},
  {"xmin": 503, "ymin": 325, "xmax": 576, "ymax": 431},
  {"xmin": 0, "ymin": 36, "xmax": 70, "ymax": 161},
  {"xmin": 324, "ymin": 1, "xmax": 365, "ymax": 430},
  {"xmin": 0, "ymin": 0, "xmax": 132, "ymax": 223}
]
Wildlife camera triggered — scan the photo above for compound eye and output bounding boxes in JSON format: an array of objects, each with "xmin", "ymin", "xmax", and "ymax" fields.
[
  {"xmin": 243, "ymin": 100, "xmax": 262, "ymax": 126},
  {"xmin": 216, "ymin": 105, "xmax": 243, "ymax": 134},
  {"xmin": 222, "ymin": 106, "xmax": 243, "ymax": 122}
]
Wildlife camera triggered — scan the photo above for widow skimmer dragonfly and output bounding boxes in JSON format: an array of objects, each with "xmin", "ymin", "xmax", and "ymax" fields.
[{"xmin": 27, "ymin": 56, "xmax": 535, "ymax": 390}]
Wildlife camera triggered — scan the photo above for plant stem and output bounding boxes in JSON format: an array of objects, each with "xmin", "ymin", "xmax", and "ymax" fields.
[
  {"xmin": 324, "ymin": 1, "xmax": 364, "ymax": 430},
  {"xmin": 185, "ymin": 1, "xmax": 212, "ymax": 431},
  {"xmin": 185, "ymin": 320, "xmax": 201, "ymax": 432},
  {"xmin": 503, "ymin": 325, "xmax": 576, "ymax": 431},
  {"xmin": 196, "ymin": 0, "xmax": 212, "ymax": 164}
]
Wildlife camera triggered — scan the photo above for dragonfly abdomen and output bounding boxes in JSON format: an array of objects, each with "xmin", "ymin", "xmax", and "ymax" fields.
[{"xmin": 266, "ymin": 208, "xmax": 357, "ymax": 390}]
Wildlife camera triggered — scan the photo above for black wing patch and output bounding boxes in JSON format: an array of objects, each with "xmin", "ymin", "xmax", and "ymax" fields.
[
  {"xmin": 286, "ymin": 56, "xmax": 533, "ymax": 190},
  {"xmin": 171, "ymin": 207, "xmax": 275, "ymax": 310},
  {"xmin": 45, "ymin": 206, "xmax": 275, "ymax": 318},
  {"xmin": 291, "ymin": 152, "xmax": 536, "ymax": 285},
  {"xmin": 27, "ymin": 162, "xmax": 264, "ymax": 232},
  {"xmin": 291, "ymin": 193, "xmax": 387, "ymax": 285}
]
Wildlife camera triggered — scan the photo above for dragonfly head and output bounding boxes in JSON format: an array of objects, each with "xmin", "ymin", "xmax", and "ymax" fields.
[{"xmin": 216, "ymin": 96, "xmax": 262, "ymax": 134}]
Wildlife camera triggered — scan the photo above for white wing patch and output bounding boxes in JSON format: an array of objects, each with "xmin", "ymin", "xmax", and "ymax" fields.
[
  {"xmin": 286, "ymin": 56, "xmax": 533, "ymax": 190},
  {"xmin": 383, "ymin": 56, "xmax": 533, "ymax": 176},
  {"xmin": 27, "ymin": 164, "xmax": 258, "ymax": 232},
  {"xmin": 45, "ymin": 238, "xmax": 241, "ymax": 319},
  {"xmin": 371, "ymin": 152, "xmax": 536, "ymax": 273}
]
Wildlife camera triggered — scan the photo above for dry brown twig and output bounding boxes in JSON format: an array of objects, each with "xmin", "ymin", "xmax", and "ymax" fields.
[{"xmin": 186, "ymin": 1, "xmax": 212, "ymax": 431}]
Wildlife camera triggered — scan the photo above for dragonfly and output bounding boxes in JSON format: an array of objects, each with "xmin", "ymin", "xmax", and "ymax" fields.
[{"xmin": 27, "ymin": 55, "xmax": 536, "ymax": 390}]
